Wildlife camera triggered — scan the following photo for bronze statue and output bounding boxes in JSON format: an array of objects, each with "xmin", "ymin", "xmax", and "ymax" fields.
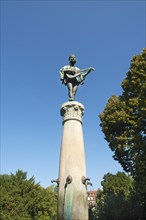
[{"xmin": 60, "ymin": 54, "xmax": 95, "ymax": 101}]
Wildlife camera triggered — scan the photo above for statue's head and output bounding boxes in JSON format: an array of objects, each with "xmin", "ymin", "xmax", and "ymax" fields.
[{"xmin": 69, "ymin": 54, "xmax": 76, "ymax": 65}]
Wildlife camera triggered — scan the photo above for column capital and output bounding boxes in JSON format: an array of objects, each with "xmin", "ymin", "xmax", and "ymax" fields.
[{"xmin": 60, "ymin": 101, "xmax": 84, "ymax": 124}]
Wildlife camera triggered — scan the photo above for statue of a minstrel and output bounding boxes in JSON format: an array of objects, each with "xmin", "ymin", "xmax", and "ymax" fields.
[{"xmin": 60, "ymin": 54, "xmax": 95, "ymax": 101}]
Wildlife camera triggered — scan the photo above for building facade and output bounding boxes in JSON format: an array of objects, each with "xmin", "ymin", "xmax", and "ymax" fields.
[{"xmin": 87, "ymin": 190, "xmax": 97, "ymax": 207}]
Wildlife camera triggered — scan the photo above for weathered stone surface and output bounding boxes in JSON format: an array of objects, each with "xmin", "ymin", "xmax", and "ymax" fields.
[
  {"xmin": 58, "ymin": 101, "xmax": 88, "ymax": 220},
  {"xmin": 60, "ymin": 101, "xmax": 84, "ymax": 124}
]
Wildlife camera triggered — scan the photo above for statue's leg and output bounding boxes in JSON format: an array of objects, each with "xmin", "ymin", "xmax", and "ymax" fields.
[
  {"xmin": 67, "ymin": 82, "xmax": 73, "ymax": 100},
  {"xmin": 73, "ymin": 85, "xmax": 78, "ymax": 100}
]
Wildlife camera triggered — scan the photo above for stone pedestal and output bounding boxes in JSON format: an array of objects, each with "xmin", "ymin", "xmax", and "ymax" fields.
[{"xmin": 57, "ymin": 101, "xmax": 88, "ymax": 220}]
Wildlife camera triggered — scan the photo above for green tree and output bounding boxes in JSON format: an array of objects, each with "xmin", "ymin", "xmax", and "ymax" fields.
[
  {"xmin": 99, "ymin": 48, "xmax": 146, "ymax": 218},
  {"xmin": 97, "ymin": 172, "xmax": 135, "ymax": 220},
  {"xmin": 0, "ymin": 170, "xmax": 57, "ymax": 220}
]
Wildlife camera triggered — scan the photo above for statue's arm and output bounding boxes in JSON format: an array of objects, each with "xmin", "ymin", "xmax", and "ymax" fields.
[
  {"xmin": 60, "ymin": 68, "xmax": 65, "ymax": 81},
  {"xmin": 77, "ymin": 67, "xmax": 95, "ymax": 85}
]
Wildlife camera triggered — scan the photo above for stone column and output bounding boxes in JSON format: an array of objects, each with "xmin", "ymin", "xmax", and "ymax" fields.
[{"xmin": 57, "ymin": 101, "xmax": 88, "ymax": 220}]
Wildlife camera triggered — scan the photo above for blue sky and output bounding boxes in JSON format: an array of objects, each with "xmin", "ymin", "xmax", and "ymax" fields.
[{"xmin": 1, "ymin": 0, "xmax": 145, "ymax": 189}]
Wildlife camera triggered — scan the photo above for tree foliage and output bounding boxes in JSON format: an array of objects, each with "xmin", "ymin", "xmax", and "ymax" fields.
[
  {"xmin": 0, "ymin": 170, "xmax": 57, "ymax": 220},
  {"xmin": 99, "ymin": 48, "xmax": 146, "ymax": 217},
  {"xmin": 95, "ymin": 172, "xmax": 136, "ymax": 220}
]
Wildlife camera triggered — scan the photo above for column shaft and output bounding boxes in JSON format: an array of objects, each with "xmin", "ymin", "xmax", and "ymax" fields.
[{"xmin": 58, "ymin": 101, "xmax": 88, "ymax": 220}]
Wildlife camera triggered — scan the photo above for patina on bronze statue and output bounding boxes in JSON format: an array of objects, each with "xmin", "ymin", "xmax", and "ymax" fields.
[{"xmin": 60, "ymin": 54, "xmax": 95, "ymax": 101}]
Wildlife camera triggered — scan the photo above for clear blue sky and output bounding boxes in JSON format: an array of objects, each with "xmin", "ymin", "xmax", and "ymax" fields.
[{"xmin": 1, "ymin": 0, "xmax": 145, "ymax": 189}]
